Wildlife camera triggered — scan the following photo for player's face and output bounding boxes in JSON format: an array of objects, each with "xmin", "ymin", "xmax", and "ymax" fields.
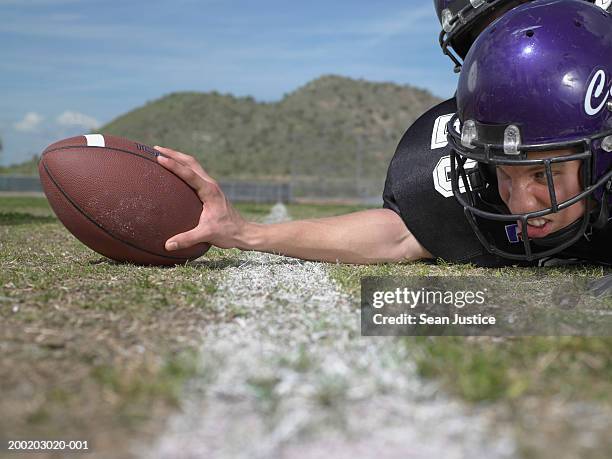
[{"xmin": 496, "ymin": 149, "xmax": 585, "ymax": 239}]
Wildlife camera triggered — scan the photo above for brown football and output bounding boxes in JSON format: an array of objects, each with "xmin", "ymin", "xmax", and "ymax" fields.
[{"xmin": 38, "ymin": 134, "xmax": 210, "ymax": 266}]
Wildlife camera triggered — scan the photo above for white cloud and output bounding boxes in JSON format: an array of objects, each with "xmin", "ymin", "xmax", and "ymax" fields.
[
  {"xmin": 14, "ymin": 112, "xmax": 44, "ymax": 132},
  {"xmin": 56, "ymin": 110, "xmax": 100, "ymax": 130}
]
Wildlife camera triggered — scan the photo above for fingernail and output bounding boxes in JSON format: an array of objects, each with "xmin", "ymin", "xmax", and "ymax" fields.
[{"xmin": 166, "ymin": 242, "xmax": 178, "ymax": 251}]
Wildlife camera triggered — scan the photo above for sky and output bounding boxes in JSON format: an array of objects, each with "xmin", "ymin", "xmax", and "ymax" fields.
[{"xmin": 0, "ymin": 0, "xmax": 458, "ymax": 166}]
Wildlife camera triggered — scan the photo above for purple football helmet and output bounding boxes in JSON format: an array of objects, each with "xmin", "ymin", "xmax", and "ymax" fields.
[
  {"xmin": 447, "ymin": 0, "xmax": 612, "ymax": 261},
  {"xmin": 434, "ymin": 0, "xmax": 611, "ymax": 71}
]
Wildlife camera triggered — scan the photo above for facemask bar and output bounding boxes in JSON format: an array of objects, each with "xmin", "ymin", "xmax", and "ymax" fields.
[
  {"xmin": 439, "ymin": 0, "xmax": 503, "ymax": 72},
  {"xmin": 447, "ymin": 113, "xmax": 612, "ymax": 261},
  {"xmin": 451, "ymin": 152, "xmax": 594, "ymax": 260}
]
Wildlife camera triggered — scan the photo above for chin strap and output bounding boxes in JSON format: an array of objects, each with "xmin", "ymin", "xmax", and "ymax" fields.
[{"xmin": 592, "ymin": 179, "xmax": 612, "ymax": 230}]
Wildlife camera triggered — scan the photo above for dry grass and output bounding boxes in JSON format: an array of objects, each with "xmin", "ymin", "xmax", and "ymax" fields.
[{"xmin": 0, "ymin": 196, "xmax": 268, "ymax": 457}]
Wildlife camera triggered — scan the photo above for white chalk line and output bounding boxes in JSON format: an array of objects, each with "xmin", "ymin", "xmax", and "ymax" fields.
[{"xmin": 142, "ymin": 204, "xmax": 516, "ymax": 459}]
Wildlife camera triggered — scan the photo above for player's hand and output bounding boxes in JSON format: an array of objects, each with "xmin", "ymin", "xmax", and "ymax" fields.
[{"xmin": 154, "ymin": 146, "xmax": 248, "ymax": 251}]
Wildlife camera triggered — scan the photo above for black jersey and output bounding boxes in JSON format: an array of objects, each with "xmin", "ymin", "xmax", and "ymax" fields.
[{"xmin": 383, "ymin": 97, "xmax": 612, "ymax": 267}]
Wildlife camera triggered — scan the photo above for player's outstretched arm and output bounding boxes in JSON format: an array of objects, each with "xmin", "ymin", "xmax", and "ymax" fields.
[
  {"xmin": 243, "ymin": 208, "xmax": 432, "ymax": 264},
  {"xmin": 155, "ymin": 146, "xmax": 432, "ymax": 264}
]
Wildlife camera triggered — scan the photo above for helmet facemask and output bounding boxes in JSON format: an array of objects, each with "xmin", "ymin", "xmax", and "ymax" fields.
[
  {"xmin": 438, "ymin": 0, "xmax": 528, "ymax": 72},
  {"xmin": 437, "ymin": 0, "xmax": 609, "ymax": 72},
  {"xmin": 448, "ymin": 115, "xmax": 612, "ymax": 261}
]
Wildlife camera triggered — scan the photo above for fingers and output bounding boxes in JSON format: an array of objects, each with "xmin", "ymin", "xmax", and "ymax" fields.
[
  {"xmin": 154, "ymin": 145, "xmax": 214, "ymax": 181},
  {"xmin": 157, "ymin": 154, "xmax": 219, "ymax": 203},
  {"xmin": 166, "ymin": 227, "xmax": 209, "ymax": 251}
]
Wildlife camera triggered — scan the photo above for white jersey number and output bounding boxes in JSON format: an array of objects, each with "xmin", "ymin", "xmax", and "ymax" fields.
[
  {"xmin": 431, "ymin": 113, "xmax": 476, "ymax": 198},
  {"xmin": 430, "ymin": 113, "xmax": 460, "ymax": 150},
  {"xmin": 433, "ymin": 155, "xmax": 477, "ymax": 198}
]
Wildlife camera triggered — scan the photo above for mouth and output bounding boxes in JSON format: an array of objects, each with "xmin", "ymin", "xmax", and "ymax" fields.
[{"xmin": 518, "ymin": 218, "xmax": 554, "ymax": 239}]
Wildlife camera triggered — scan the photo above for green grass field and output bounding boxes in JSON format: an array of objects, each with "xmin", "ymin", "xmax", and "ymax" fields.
[
  {"xmin": 330, "ymin": 263, "xmax": 612, "ymax": 403},
  {"xmin": 1, "ymin": 195, "xmax": 611, "ymax": 458},
  {"xmin": 0, "ymin": 196, "xmax": 376, "ymax": 454}
]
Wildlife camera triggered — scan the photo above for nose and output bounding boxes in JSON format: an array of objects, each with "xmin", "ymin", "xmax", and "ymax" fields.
[{"xmin": 506, "ymin": 180, "xmax": 548, "ymax": 215}]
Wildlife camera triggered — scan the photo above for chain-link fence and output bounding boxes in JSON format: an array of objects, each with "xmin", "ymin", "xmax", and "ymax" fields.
[
  {"xmin": 0, "ymin": 175, "xmax": 383, "ymax": 205},
  {"xmin": 0, "ymin": 175, "xmax": 42, "ymax": 193},
  {"xmin": 290, "ymin": 177, "xmax": 383, "ymax": 205}
]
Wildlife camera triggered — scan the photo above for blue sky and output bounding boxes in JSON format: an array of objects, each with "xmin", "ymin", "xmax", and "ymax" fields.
[{"xmin": 0, "ymin": 0, "xmax": 457, "ymax": 166}]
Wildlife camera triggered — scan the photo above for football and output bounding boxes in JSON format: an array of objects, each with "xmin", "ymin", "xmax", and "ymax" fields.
[{"xmin": 38, "ymin": 134, "xmax": 211, "ymax": 265}]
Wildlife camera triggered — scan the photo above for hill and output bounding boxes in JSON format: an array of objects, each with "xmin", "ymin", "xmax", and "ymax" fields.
[{"xmin": 1, "ymin": 75, "xmax": 441, "ymax": 181}]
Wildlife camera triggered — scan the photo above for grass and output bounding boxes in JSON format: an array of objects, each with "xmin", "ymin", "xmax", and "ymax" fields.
[
  {"xmin": 0, "ymin": 195, "xmax": 372, "ymax": 456},
  {"xmin": 411, "ymin": 336, "xmax": 612, "ymax": 403},
  {"xmin": 90, "ymin": 349, "xmax": 203, "ymax": 407},
  {"xmin": 329, "ymin": 261, "xmax": 612, "ymax": 457},
  {"xmin": 3, "ymin": 195, "xmax": 610, "ymax": 407},
  {"xmin": 328, "ymin": 262, "xmax": 612, "ymax": 404},
  {"xmin": 3, "ymin": 195, "xmax": 611, "ymax": 457},
  {"xmin": 287, "ymin": 202, "xmax": 374, "ymax": 219},
  {"xmin": 0, "ymin": 195, "xmax": 259, "ymax": 452}
]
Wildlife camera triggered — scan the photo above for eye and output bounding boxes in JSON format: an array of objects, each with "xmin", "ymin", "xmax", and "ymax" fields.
[{"xmin": 534, "ymin": 169, "xmax": 561, "ymax": 182}]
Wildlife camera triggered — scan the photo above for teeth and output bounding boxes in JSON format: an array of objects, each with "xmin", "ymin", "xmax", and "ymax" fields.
[{"xmin": 527, "ymin": 218, "xmax": 548, "ymax": 228}]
